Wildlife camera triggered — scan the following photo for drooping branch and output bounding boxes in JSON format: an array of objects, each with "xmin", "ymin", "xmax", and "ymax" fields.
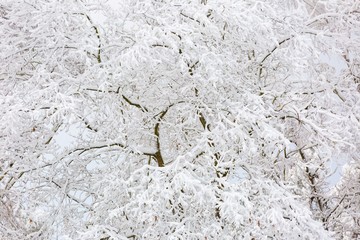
[
  {"xmin": 75, "ymin": 13, "xmax": 102, "ymax": 63},
  {"xmin": 69, "ymin": 142, "xmax": 126, "ymax": 155},
  {"xmin": 258, "ymin": 37, "xmax": 291, "ymax": 79},
  {"xmin": 2, "ymin": 141, "xmax": 155, "ymax": 187},
  {"xmin": 259, "ymin": 37, "xmax": 292, "ymax": 65},
  {"xmin": 258, "ymin": 30, "xmax": 331, "ymax": 80},
  {"xmin": 85, "ymin": 15, "xmax": 102, "ymax": 63},
  {"xmin": 122, "ymin": 95, "xmax": 149, "ymax": 112},
  {"xmin": 68, "ymin": 142, "xmax": 154, "ymax": 157},
  {"xmin": 84, "ymin": 87, "xmax": 149, "ymax": 112}
]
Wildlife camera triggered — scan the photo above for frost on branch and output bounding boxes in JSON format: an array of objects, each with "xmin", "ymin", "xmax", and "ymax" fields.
[{"xmin": 0, "ymin": 0, "xmax": 359, "ymax": 239}]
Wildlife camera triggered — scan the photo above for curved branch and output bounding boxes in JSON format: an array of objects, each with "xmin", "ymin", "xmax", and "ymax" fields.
[
  {"xmin": 75, "ymin": 13, "xmax": 102, "ymax": 63},
  {"xmin": 259, "ymin": 37, "xmax": 292, "ymax": 65},
  {"xmin": 84, "ymin": 88, "xmax": 149, "ymax": 112},
  {"xmin": 68, "ymin": 142, "xmax": 154, "ymax": 158},
  {"xmin": 153, "ymin": 110, "xmax": 167, "ymax": 167},
  {"xmin": 122, "ymin": 95, "xmax": 149, "ymax": 112},
  {"xmin": 152, "ymin": 101, "xmax": 186, "ymax": 167}
]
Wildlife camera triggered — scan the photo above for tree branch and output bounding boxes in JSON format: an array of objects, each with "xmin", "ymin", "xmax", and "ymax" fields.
[
  {"xmin": 84, "ymin": 88, "xmax": 149, "ymax": 112},
  {"xmin": 75, "ymin": 13, "xmax": 102, "ymax": 63}
]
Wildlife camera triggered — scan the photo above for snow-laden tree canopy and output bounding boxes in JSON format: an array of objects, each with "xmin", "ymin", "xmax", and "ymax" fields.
[{"xmin": 0, "ymin": 0, "xmax": 359, "ymax": 239}]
